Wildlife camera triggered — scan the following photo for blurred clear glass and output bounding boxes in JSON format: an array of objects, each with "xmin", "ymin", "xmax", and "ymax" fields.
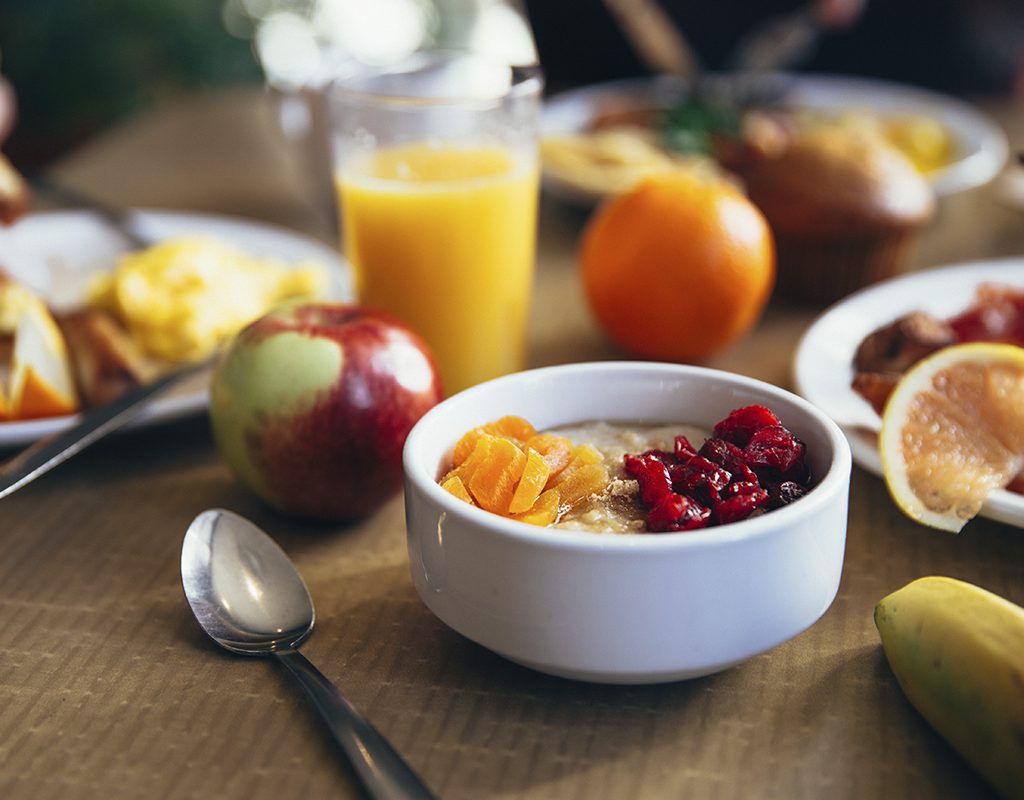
[{"xmin": 224, "ymin": 0, "xmax": 537, "ymax": 233}]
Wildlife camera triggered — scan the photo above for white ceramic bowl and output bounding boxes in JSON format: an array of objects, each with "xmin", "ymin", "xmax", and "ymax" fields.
[{"xmin": 403, "ymin": 362, "xmax": 852, "ymax": 684}]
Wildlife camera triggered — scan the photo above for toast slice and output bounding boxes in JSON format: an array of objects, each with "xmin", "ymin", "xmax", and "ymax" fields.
[{"xmin": 56, "ymin": 307, "xmax": 161, "ymax": 408}]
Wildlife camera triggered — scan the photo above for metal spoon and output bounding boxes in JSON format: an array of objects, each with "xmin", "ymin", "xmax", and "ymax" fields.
[{"xmin": 181, "ymin": 508, "xmax": 437, "ymax": 800}]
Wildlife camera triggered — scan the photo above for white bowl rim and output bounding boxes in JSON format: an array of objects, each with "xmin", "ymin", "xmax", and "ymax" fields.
[{"xmin": 404, "ymin": 361, "xmax": 852, "ymax": 553}]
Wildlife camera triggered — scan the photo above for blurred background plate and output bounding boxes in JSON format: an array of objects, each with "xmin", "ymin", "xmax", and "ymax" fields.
[
  {"xmin": 792, "ymin": 257, "xmax": 1024, "ymax": 528},
  {"xmin": 541, "ymin": 72, "xmax": 1009, "ymax": 202},
  {"xmin": 0, "ymin": 209, "xmax": 352, "ymax": 448}
]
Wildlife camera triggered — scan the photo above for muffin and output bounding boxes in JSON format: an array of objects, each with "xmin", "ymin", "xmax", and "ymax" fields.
[{"xmin": 732, "ymin": 123, "xmax": 936, "ymax": 305}]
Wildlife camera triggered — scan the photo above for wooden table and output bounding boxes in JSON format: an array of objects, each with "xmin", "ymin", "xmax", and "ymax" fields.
[{"xmin": 1, "ymin": 86, "xmax": 1022, "ymax": 800}]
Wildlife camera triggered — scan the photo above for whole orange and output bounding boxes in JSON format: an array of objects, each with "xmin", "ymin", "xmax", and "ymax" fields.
[{"xmin": 580, "ymin": 169, "xmax": 775, "ymax": 362}]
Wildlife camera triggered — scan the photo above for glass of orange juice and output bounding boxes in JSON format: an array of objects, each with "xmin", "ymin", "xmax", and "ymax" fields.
[{"xmin": 328, "ymin": 53, "xmax": 543, "ymax": 395}]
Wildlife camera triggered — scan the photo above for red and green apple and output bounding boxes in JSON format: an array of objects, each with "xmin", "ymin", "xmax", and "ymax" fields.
[{"xmin": 209, "ymin": 302, "xmax": 443, "ymax": 520}]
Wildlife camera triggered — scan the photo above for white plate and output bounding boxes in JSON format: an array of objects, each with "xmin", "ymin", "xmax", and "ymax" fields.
[
  {"xmin": 792, "ymin": 258, "xmax": 1024, "ymax": 528},
  {"xmin": 0, "ymin": 209, "xmax": 352, "ymax": 448},
  {"xmin": 542, "ymin": 72, "xmax": 1009, "ymax": 200}
]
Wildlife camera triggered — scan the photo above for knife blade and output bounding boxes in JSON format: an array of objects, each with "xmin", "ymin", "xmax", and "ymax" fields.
[
  {"xmin": 0, "ymin": 360, "xmax": 209, "ymax": 500},
  {"xmin": 28, "ymin": 173, "xmax": 151, "ymax": 249}
]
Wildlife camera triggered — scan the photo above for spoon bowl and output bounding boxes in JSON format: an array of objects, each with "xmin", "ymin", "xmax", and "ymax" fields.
[
  {"xmin": 181, "ymin": 508, "xmax": 436, "ymax": 800},
  {"xmin": 181, "ymin": 509, "xmax": 313, "ymax": 655}
]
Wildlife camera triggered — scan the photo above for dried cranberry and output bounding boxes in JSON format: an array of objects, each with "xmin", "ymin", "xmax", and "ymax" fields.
[
  {"xmin": 639, "ymin": 448, "xmax": 677, "ymax": 465},
  {"xmin": 647, "ymin": 493, "xmax": 710, "ymax": 532},
  {"xmin": 698, "ymin": 437, "xmax": 759, "ymax": 484},
  {"xmin": 714, "ymin": 481, "xmax": 769, "ymax": 524},
  {"xmin": 624, "ymin": 406, "xmax": 813, "ymax": 533},
  {"xmin": 742, "ymin": 425, "xmax": 805, "ymax": 473},
  {"xmin": 671, "ymin": 470, "xmax": 713, "ymax": 505},
  {"xmin": 697, "ymin": 455, "xmax": 730, "ymax": 483},
  {"xmin": 674, "ymin": 435, "xmax": 697, "ymax": 460},
  {"xmin": 777, "ymin": 456, "xmax": 811, "ymax": 486},
  {"xmin": 734, "ymin": 463, "xmax": 760, "ymax": 485},
  {"xmin": 712, "ymin": 405, "xmax": 780, "ymax": 447},
  {"xmin": 669, "ymin": 456, "xmax": 731, "ymax": 504},
  {"xmin": 624, "ymin": 453, "xmax": 674, "ymax": 504}
]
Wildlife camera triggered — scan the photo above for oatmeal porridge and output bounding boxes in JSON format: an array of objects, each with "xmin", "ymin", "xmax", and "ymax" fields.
[
  {"xmin": 438, "ymin": 406, "xmax": 812, "ymax": 533},
  {"xmin": 548, "ymin": 421, "xmax": 707, "ymax": 533}
]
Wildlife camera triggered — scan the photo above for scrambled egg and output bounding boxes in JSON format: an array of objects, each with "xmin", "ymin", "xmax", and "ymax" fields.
[
  {"xmin": 89, "ymin": 236, "xmax": 327, "ymax": 363},
  {"xmin": 542, "ymin": 128, "xmax": 723, "ymax": 199},
  {"xmin": 808, "ymin": 109, "xmax": 954, "ymax": 175},
  {"xmin": 880, "ymin": 114, "xmax": 954, "ymax": 174}
]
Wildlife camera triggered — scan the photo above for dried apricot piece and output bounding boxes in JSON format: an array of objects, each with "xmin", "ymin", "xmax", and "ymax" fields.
[
  {"xmin": 438, "ymin": 466, "xmax": 460, "ymax": 486},
  {"xmin": 570, "ymin": 443, "xmax": 603, "ymax": 466},
  {"xmin": 452, "ymin": 428, "xmax": 484, "ymax": 466},
  {"xmin": 508, "ymin": 448, "xmax": 552, "ymax": 514},
  {"xmin": 440, "ymin": 473, "xmax": 475, "ymax": 505},
  {"xmin": 468, "ymin": 436, "xmax": 527, "ymax": 515},
  {"xmin": 485, "ymin": 415, "xmax": 536, "ymax": 443},
  {"xmin": 441, "ymin": 418, "xmax": 612, "ymax": 525},
  {"xmin": 525, "ymin": 433, "xmax": 573, "ymax": 476},
  {"xmin": 557, "ymin": 463, "xmax": 610, "ymax": 508},
  {"xmin": 549, "ymin": 443, "xmax": 604, "ymax": 488},
  {"xmin": 452, "ymin": 415, "xmax": 537, "ymax": 465},
  {"xmin": 457, "ymin": 433, "xmax": 498, "ymax": 487},
  {"xmin": 511, "ymin": 487, "xmax": 561, "ymax": 526}
]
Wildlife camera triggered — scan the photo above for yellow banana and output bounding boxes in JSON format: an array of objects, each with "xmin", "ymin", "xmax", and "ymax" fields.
[{"xmin": 874, "ymin": 576, "xmax": 1024, "ymax": 800}]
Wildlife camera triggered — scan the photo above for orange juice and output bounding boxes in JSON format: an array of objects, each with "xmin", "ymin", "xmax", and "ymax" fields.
[{"xmin": 336, "ymin": 143, "xmax": 539, "ymax": 394}]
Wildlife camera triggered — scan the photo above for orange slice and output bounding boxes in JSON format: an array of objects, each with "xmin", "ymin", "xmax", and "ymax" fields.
[
  {"xmin": 879, "ymin": 342, "xmax": 1024, "ymax": 532},
  {"xmin": 8, "ymin": 304, "xmax": 79, "ymax": 419},
  {"xmin": 16, "ymin": 366, "xmax": 77, "ymax": 418},
  {"xmin": 0, "ymin": 280, "xmax": 79, "ymax": 419}
]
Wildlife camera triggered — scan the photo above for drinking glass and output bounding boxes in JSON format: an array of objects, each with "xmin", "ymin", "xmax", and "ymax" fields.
[{"xmin": 329, "ymin": 52, "xmax": 543, "ymax": 395}]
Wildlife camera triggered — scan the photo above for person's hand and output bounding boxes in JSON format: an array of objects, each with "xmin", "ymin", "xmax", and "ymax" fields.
[
  {"xmin": 0, "ymin": 75, "xmax": 15, "ymax": 144},
  {"xmin": 0, "ymin": 74, "xmax": 28, "ymax": 224},
  {"xmin": 813, "ymin": 0, "xmax": 866, "ymax": 30}
]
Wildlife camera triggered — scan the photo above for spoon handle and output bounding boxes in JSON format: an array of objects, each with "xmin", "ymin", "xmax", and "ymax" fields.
[{"xmin": 274, "ymin": 649, "xmax": 438, "ymax": 800}]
